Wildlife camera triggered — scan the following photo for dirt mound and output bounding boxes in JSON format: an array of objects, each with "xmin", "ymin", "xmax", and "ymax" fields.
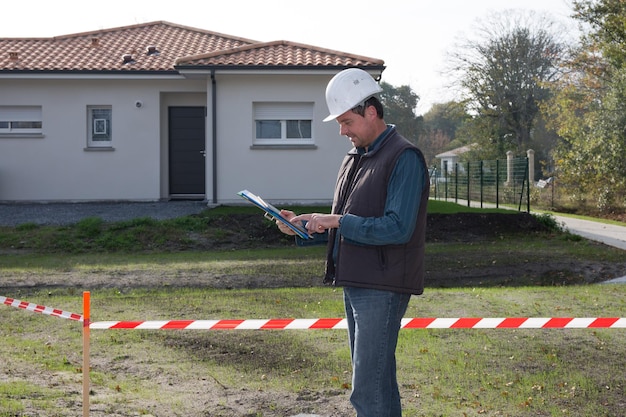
[
  {"xmin": 2, "ymin": 212, "xmax": 623, "ymax": 293},
  {"xmin": 211, "ymin": 212, "xmax": 551, "ymax": 249},
  {"xmin": 426, "ymin": 212, "xmax": 549, "ymax": 242}
]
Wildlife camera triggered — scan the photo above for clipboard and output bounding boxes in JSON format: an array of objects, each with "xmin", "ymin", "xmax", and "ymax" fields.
[{"xmin": 237, "ymin": 190, "xmax": 312, "ymax": 240}]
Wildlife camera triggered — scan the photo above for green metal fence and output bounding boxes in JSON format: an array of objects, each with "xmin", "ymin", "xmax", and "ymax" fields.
[{"xmin": 430, "ymin": 156, "xmax": 530, "ymax": 212}]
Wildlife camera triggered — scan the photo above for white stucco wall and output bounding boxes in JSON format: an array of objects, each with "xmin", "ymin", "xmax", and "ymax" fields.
[
  {"xmin": 211, "ymin": 72, "xmax": 349, "ymax": 206},
  {"xmin": 0, "ymin": 71, "xmax": 353, "ymax": 204},
  {"xmin": 0, "ymin": 77, "xmax": 204, "ymax": 201}
]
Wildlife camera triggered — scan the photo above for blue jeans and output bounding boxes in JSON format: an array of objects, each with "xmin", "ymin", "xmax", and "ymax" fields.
[{"xmin": 343, "ymin": 287, "xmax": 411, "ymax": 417}]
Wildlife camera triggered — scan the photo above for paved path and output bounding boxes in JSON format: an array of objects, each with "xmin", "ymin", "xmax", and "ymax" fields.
[
  {"xmin": 447, "ymin": 198, "xmax": 626, "ymax": 252},
  {"xmin": 553, "ymin": 215, "xmax": 626, "ymax": 251}
]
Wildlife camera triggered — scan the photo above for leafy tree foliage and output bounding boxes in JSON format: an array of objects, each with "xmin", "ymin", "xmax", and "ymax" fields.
[
  {"xmin": 573, "ymin": 0, "xmax": 626, "ymax": 68},
  {"xmin": 420, "ymin": 101, "xmax": 471, "ymax": 165},
  {"xmin": 545, "ymin": 0, "xmax": 626, "ymax": 211},
  {"xmin": 422, "ymin": 101, "xmax": 469, "ymax": 141},
  {"xmin": 449, "ymin": 11, "xmax": 567, "ymax": 158},
  {"xmin": 379, "ymin": 81, "xmax": 422, "ymax": 145}
]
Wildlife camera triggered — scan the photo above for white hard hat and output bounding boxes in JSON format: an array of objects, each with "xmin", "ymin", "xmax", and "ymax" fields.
[{"xmin": 323, "ymin": 68, "xmax": 383, "ymax": 122}]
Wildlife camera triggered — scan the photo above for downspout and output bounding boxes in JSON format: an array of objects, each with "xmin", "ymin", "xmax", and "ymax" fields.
[{"xmin": 211, "ymin": 69, "xmax": 218, "ymax": 204}]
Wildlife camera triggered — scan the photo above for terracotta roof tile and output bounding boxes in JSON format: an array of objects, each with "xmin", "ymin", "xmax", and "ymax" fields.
[
  {"xmin": 176, "ymin": 40, "xmax": 385, "ymax": 69},
  {"xmin": 0, "ymin": 21, "xmax": 255, "ymax": 72},
  {"xmin": 0, "ymin": 21, "xmax": 384, "ymax": 73}
]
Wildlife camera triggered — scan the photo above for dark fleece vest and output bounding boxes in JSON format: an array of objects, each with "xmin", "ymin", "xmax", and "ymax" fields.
[{"xmin": 325, "ymin": 127, "xmax": 429, "ymax": 295}]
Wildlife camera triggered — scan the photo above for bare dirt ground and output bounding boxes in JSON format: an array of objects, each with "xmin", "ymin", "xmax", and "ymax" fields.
[{"xmin": 2, "ymin": 212, "xmax": 626, "ymax": 417}]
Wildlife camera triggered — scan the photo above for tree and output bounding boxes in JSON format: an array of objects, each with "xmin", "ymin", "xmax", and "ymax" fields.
[
  {"xmin": 448, "ymin": 10, "xmax": 568, "ymax": 158},
  {"xmin": 573, "ymin": 0, "xmax": 626, "ymax": 69},
  {"xmin": 547, "ymin": 68, "xmax": 626, "ymax": 211},
  {"xmin": 422, "ymin": 101, "xmax": 469, "ymax": 140},
  {"xmin": 420, "ymin": 101, "xmax": 471, "ymax": 165},
  {"xmin": 379, "ymin": 82, "xmax": 422, "ymax": 145},
  {"xmin": 544, "ymin": 0, "xmax": 626, "ymax": 211}
]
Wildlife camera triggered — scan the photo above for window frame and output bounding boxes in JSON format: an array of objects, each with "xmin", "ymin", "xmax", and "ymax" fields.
[
  {"xmin": 0, "ymin": 106, "xmax": 43, "ymax": 137},
  {"xmin": 253, "ymin": 102, "xmax": 314, "ymax": 146}
]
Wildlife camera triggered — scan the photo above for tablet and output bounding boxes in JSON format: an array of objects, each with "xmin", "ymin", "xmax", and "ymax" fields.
[{"xmin": 237, "ymin": 190, "xmax": 312, "ymax": 240}]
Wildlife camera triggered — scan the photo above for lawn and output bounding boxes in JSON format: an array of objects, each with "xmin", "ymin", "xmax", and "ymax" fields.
[{"xmin": 0, "ymin": 200, "xmax": 625, "ymax": 416}]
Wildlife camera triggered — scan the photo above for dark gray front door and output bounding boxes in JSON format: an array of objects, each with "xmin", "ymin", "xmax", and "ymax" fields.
[{"xmin": 168, "ymin": 107, "xmax": 206, "ymax": 198}]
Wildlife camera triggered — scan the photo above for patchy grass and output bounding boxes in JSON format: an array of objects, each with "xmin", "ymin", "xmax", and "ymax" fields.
[
  {"xmin": 1, "ymin": 285, "xmax": 626, "ymax": 416},
  {"xmin": 0, "ymin": 200, "xmax": 624, "ymax": 416}
]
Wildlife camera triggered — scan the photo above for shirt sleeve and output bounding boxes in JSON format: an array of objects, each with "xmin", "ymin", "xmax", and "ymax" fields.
[{"xmin": 339, "ymin": 149, "xmax": 426, "ymax": 245}]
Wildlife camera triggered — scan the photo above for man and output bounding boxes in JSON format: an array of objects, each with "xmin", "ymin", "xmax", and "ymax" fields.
[{"xmin": 276, "ymin": 68, "xmax": 429, "ymax": 417}]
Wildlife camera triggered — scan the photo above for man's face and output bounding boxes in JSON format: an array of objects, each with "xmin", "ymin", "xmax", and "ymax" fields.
[{"xmin": 335, "ymin": 105, "xmax": 377, "ymax": 149}]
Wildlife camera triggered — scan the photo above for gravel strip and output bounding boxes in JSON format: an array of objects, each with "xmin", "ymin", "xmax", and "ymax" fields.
[{"xmin": 0, "ymin": 201, "xmax": 210, "ymax": 226}]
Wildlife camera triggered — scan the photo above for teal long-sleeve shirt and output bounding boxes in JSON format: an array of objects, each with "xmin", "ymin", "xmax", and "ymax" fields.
[
  {"xmin": 296, "ymin": 126, "xmax": 427, "ymax": 247},
  {"xmin": 339, "ymin": 142, "xmax": 426, "ymax": 245}
]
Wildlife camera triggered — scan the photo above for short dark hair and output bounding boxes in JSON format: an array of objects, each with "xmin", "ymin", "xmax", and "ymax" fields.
[{"xmin": 351, "ymin": 96, "xmax": 384, "ymax": 119}]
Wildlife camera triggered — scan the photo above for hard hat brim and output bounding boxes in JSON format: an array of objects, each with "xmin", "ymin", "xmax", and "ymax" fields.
[{"xmin": 323, "ymin": 113, "xmax": 340, "ymax": 123}]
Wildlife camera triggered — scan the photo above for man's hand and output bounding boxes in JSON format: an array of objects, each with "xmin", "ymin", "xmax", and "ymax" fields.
[
  {"xmin": 276, "ymin": 210, "xmax": 298, "ymax": 235},
  {"xmin": 276, "ymin": 211, "xmax": 342, "ymax": 235},
  {"xmin": 292, "ymin": 213, "xmax": 341, "ymax": 234}
]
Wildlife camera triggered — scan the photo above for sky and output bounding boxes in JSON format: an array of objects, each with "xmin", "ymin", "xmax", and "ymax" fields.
[{"xmin": 3, "ymin": 0, "xmax": 577, "ymax": 114}]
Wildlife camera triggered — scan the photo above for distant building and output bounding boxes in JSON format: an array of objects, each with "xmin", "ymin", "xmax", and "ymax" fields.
[{"xmin": 435, "ymin": 144, "xmax": 475, "ymax": 173}]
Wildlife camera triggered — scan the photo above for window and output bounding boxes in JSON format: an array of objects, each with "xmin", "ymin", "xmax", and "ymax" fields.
[
  {"xmin": 87, "ymin": 106, "xmax": 112, "ymax": 147},
  {"xmin": 253, "ymin": 102, "xmax": 313, "ymax": 145},
  {"xmin": 0, "ymin": 106, "xmax": 43, "ymax": 136}
]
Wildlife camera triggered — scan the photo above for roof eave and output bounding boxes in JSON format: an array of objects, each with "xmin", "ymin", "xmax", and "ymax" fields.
[
  {"xmin": 0, "ymin": 69, "xmax": 182, "ymax": 79},
  {"xmin": 176, "ymin": 64, "xmax": 386, "ymax": 77}
]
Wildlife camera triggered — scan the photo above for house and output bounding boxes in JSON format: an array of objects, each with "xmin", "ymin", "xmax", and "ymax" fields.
[
  {"xmin": 435, "ymin": 144, "xmax": 475, "ymax": 174},
  {"xmin": 0, "ymin": 21, "xmax": 385, "ymax": 205}
]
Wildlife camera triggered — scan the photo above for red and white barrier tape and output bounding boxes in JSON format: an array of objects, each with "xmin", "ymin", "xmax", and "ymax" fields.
[
  {"xmin": 2, "ymin": 293, "xmax": 623, "ymax": 330},
  {"xmin": 90, "ymin": 317, "xmax": 626, "ymax": 330},
  {"xmin": 1, "ymin": 295, "xmax": 83, "ymax": 322}
]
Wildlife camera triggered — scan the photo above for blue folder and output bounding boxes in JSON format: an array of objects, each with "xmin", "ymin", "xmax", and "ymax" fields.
[{"xmin": 237, "ymin": 190, "xmax": 312, "ymax": 240}]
